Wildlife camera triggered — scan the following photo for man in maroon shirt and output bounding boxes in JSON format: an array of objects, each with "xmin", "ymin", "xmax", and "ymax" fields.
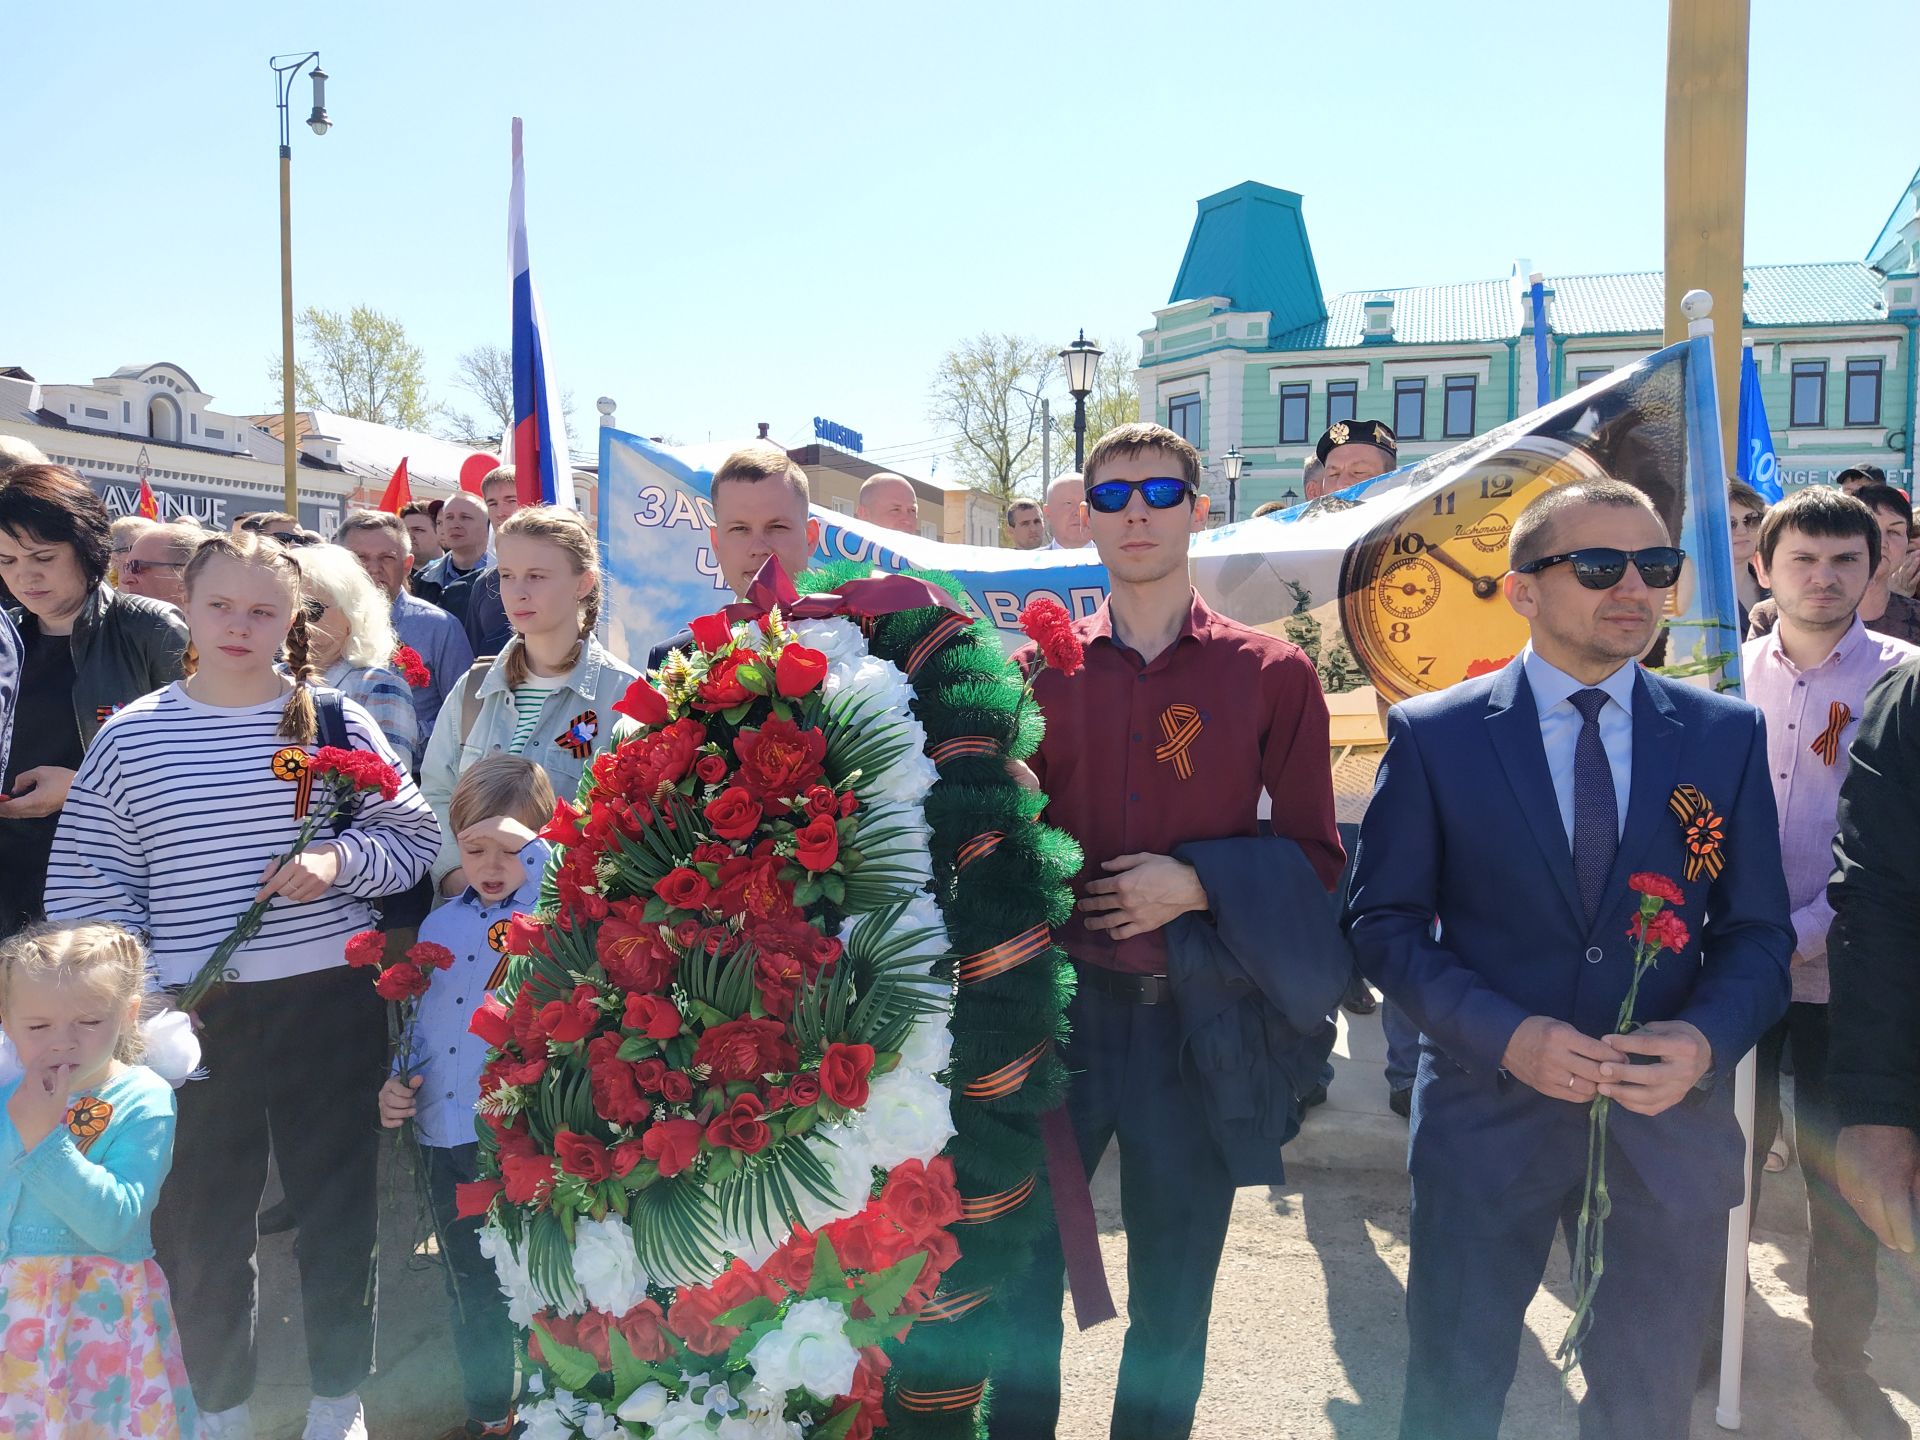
[{"xmin": 997, "ymin": 422, "xmax": 1342, "ymax": 1439}]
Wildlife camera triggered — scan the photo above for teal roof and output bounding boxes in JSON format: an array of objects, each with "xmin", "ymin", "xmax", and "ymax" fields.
[
  {"xmin": 1258, "ymin": 262, "xmax": 1887, "ymax": 351},
  {"xmin": 1168, "ymin": 182, "xmax": 1327, "ymax": 336},
  {"xmin": 1867, "ymin": 164, "xmax": 1920, "ymax": 273}
]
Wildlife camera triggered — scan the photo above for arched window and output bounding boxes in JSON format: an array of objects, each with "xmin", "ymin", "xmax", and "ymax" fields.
[{"xmin": 148, "ymin": 394, "xmax": 181, "ymax": 444}]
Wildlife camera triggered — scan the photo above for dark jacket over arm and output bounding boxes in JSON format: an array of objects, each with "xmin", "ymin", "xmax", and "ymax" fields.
[
  {"xmin": 1828, "ymin": 657, "xmax": 1920, "ymax": 1132},
  {"xmin": 1164, "ymin": 835, "xmax": 1351, "ymax": 1185}
]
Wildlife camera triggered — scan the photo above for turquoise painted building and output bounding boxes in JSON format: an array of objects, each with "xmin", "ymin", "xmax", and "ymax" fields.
[{"xmin": 1139, "ymin": 170, "xmax": 1920, "ymax": 515}]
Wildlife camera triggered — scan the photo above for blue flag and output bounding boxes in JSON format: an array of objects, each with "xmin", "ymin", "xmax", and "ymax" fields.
[{"xmin": 1737, "ymin": 345, "xmax": 1783, "ymax": 502}]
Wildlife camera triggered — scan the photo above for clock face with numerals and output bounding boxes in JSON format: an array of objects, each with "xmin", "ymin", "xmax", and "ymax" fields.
[{"xmin": 1337, "ymin": 438, "xmax": 1615, "ymax": 704}]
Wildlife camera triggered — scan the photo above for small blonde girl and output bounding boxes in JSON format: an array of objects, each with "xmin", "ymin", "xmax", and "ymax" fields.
[
  {"xmin": 0, "ymin": 920, "xmax": 197, "ymax": 1438},
  {"xmin": 420, "ymin": 506, "xmax": 636, "ymax": 895}
]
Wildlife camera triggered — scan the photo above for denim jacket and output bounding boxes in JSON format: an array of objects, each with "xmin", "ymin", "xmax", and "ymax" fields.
[
  {"xmin": 0, "ymin": 1065, "xmax": 175, "ymax": 1263},
  {"xmin": 419, "ymin": 635, "xmax": 636, "ymax": 882}
]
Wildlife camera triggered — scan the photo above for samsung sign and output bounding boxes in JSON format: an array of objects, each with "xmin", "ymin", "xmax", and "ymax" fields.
[{"xmin": 812, "ymin": 416, "xmax": 863, "ymax": 454}]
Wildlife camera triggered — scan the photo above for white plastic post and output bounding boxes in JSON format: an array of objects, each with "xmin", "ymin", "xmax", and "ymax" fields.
[
  {"xmin": 1682, "ymin": 288, "xmax": 1715, "ymax": 338},
  {"xmin": 1716, "ymin": 1046, "xmax": 1758, "ymax": 1429}
]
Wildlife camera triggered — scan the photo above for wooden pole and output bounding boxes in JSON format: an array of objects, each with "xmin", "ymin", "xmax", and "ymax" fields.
[
  {"xmin": 1664, "ymin": 0, "xmax": 1749, "ymax": 468},
  {"xmin": 280, "ymin": 146, "xmax": 298, "ymax": 516}
]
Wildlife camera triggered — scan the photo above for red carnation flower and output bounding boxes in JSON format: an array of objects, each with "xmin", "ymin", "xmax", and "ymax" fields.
[
  {"xmin": 392, "ymin": 643, "xmax": 431, "ymax": 690},
  {"xmin": 1628, "ymin": 872, "xmax": 1685, "ymax": 905},
  {"xmin": 344, "ymin": 930, "xmax": 385, "ymax": 969},
  {"xmin": 407, "ymin": 940, "xmax": 455, "ymax": 972},
  {"xmin": 1644, "ymin": 909, "xmax": 1691, "ymax": 954},
  {"xmin": 774, "ymin": 643, "xmax": 828, "ymax": 698},
  {"xmin": 586, "ymin": 1036, "xmax": 652, "ymax": 1127},
  {"xmin": 373, "ymin": 961, "xmax": 430, "ymax": 1002},
  {"xmin": 1019, "ymin": 596, "xmax": 1084, "ymax": 676},
  {"xmin": 311, "ymin": 746, "xmax": 403, "ymax": 801}
]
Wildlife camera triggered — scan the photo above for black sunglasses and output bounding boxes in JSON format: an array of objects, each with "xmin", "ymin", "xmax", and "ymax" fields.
[
  {"xmin": 1516, "ymin": 546, "xmax": 1686, "ymax": 590},
  {"xmin": 1086, "ymin": 477, "xmax": 1195, "ymax": 513}
]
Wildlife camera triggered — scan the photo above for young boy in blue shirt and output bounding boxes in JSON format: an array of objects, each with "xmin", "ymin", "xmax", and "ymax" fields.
[{"xmin": 379, "ymin": 754, "xmax": 555, "ymax": 1440}]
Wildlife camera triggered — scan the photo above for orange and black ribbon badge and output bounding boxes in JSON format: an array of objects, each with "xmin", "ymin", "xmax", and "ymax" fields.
[
  {"xmin": 1811, "ymin": 700, "xmax": 1852, "ymax": 767},
  {"xmin": 556, "ymin": 711, "xmax": 598, "ymax": 761},
  {"xmin": 1156, "ymin": 704, "xmax": 1203, "ymax": 780},
  {"xmin": 64, "ymin": 1095, "xmax": 113, "ymax": 1155},
  {"xmin": 271, "ymin": 746, "xmax": 315, "ymax": 819},
  {"xmin": 1668, "ymin": 784, "xmax": 1727, "ymax": 883},
  {"xmin": 957, "ymin": 1173, "xmax": 1036, "ymax": 1224},
  {"xmin": 963, "ymin": 1040, "xmax": 1050, "ymax": 1101},
  {"xmin": 898, "ymin": 1381, "xmax": 986, "ymax": 1413},
  {"xmin": 486, "ymin": 919, "xmax": 513, "ymax": 988}
]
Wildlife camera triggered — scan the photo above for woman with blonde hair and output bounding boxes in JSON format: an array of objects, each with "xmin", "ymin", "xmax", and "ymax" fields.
[
  {"xmin": 43, "ymin": 527, "xmax": 438, "ymax": 1440},
  {"xmin": 292, "ymin": 542, "xmax": 418, "ymax": 768},
  {"xmin": 420, "ymin": 506, "xmax": 635, "ymax": 896}
]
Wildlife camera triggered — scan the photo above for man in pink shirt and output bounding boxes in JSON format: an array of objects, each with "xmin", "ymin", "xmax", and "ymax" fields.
[{"xmin": 1741, "ymin": 485, "xmax": 1917, "ymax": 1440}]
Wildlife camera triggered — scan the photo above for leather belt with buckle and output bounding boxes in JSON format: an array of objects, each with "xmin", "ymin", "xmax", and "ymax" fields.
[{"xmin": 1075, "ymin": 963, "xmax": 1173, "ymax": 1006}]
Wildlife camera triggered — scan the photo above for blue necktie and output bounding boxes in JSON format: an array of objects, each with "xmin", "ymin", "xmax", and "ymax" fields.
[{"xmin": 1570, "ymin": 688, "xmax": 1617, "ymax": 926}]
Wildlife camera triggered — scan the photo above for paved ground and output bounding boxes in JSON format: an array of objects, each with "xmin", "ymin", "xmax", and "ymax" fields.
[{"xmin": 251, "ymin": 1009, "xmax": 1920, "ymax": 1438}]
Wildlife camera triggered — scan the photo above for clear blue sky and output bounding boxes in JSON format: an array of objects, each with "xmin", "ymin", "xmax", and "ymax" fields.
[{"xmin": 2, "ymin": 0, "xmax": 1911, "ymax": 482}]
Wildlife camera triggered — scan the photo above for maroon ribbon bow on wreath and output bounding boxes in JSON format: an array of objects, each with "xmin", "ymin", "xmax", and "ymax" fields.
[{"xmin": 693, "ymin": 554, "xmax": 963, "ymax": 641}]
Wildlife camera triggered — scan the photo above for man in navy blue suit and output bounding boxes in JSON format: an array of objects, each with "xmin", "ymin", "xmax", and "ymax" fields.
[{"xmin": 1347, "ymin": 478, "xmax": 1792, "ymax": 1439}]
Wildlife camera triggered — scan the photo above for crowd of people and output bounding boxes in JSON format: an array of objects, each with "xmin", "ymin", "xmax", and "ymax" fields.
[{"xmin": 0, "ymin": 420, "xmax": 1917, "ymax": 1440}]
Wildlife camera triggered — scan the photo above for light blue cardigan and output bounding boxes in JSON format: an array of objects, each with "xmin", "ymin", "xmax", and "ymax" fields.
[{"xmin": 0, "ymin": 1064, "xmax": 175, "ymax": 1263}]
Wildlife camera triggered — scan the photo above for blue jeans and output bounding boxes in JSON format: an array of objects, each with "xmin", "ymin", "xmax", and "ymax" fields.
[
  {"xmin": 1382, "ymin": 1000, "xmax": 1420, "ymax": 1093},
  {"xmin": 421, "ymin": 1142, "xmax": 516, "ymax": 1423}
]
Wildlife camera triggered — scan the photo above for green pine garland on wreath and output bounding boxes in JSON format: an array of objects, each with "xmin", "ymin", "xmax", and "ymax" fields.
[{"xmin": 795, "ymin": 559, "xmax": 1079, "ymax": 1436}]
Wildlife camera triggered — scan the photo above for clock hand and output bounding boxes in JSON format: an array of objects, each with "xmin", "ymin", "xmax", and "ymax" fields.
[{"xmin": 1422, "ymin": 542, "xmax": 1502, "ymax": 599}]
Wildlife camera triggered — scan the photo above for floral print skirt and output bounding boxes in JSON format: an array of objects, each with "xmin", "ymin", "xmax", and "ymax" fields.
[{"xmin": 0, "ymin": 1255, "xmax": 197, "ymax": 1438}]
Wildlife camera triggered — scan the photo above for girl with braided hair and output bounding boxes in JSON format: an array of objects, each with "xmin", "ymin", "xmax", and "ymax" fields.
[
  {"xmin": 420, "ymin": 506, "xmax": 634, "ymax": 898},
  {"xmin": 42, "ymin": 528, "xmax": 439, "ymax": 1440}
]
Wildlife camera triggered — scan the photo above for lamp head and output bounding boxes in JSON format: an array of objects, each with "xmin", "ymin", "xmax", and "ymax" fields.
[
  {"xmin": 306, "ymin": 66, "xmax": 331, "ymax": 136},
  {"xmin": 1222, "ymin": 445, "xmax": 1244, "ymax": 483},
  {"xmin": 1060, "ymin": 329, "xmax": 1103, "ymax": 399}
]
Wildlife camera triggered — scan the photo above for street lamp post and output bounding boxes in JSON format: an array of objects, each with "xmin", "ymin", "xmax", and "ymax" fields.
[
  {"xmin": 273, "ymin": 51, "xmax": 331, "ymax": 516},
  {"xmin": 1059, "ymin": 330, "xmax": 1103, "ymax": 472},
  {"xmin": 1222, "ymin": 445, "xmax": 1244, "ymax": 523}
]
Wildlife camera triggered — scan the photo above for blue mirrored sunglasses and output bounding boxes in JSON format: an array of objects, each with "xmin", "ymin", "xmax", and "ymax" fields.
[{"xmin": 1086, "ymin": 477, "xmax": 1194, "ymax": 513}]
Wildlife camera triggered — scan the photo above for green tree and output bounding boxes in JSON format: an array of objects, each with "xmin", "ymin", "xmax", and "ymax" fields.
[
  {"xmin": 928, "ymin": 333, "xmax": 1058, "ymax": 505},
  {"xmin": 268, "ymin": 304, "xmax": 435, "ymax": 429},
  {"xmin": 1050, "ymin": 339, "xmax": 1140, "ymax": 476}
]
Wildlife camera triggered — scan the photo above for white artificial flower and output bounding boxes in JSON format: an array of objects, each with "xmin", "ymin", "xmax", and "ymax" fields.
[
  {"xmin": 477, "ymin": 1224, "xmax": 546, "ymax": 1327},
  {"xmin": 649, "ymin": 1398, "xmax": 721, "ymax": 1440},
  {"xmin": 791, "ymin": 617, "xmax": 864, "ymax": 669},
  {"xmin": 897, "ymin": 1012, "xmax": 955, "ymax": 1079},
  {"xmin": 703, "ymin": 1382, "xmax": 740, "ymax": 1415},
  {"xmin": 577, "ymin": 1402, "xmax": 618, "ymax": 1440},
  {"xmin": 745, "ymin": 1298, "xmax": 861, "ymax": 1401},
  {"xmin": 514, "ymin": 1397, "xmax": 570, "ymax": 1440},
  {"xmin": 615, "ymin": 1382, "xmax": 671, "ymax": 1425},
  {"xmin": 858, "ymin": 1068, "xmax": 956, "ymax": 1170},
  {"xmin": 570, "ymin": 1213, "xmax": 650, "ymax": 1317}
]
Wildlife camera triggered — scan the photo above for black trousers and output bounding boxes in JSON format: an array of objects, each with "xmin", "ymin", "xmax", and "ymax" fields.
[
  {"xmin": 153, "ymin": 966, "xmax": 386, "ymax": 1413},
  {"xmin": 422, "ymin": 1142, "xmax": 517, "ymax": 1422},
  {"xmin": 992, "ymin": 985, "xmax": 1237, "ymax": 1440},
  {"xmin": 1754, "ymin": 1000, "xmax": 1882, "ymax": 1374},
  {"xmin": 1402, "ymin": 1129, "xmax": 1724, "ymax": 1440}
]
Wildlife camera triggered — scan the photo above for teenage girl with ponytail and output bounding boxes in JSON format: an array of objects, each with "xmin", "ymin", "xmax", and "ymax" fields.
[
  {"xmin": 420, "ymin": 506, "xmax": 635, "ymax": 896},
  {"xmin": 42, "ymin": 529, "xmax": 440, "ymax": 1440}
]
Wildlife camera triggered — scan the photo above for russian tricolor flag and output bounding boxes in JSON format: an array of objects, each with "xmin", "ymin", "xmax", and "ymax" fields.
[{"xmin": 509, "ymin": 118, "xmax": 573, "ymax": 510}]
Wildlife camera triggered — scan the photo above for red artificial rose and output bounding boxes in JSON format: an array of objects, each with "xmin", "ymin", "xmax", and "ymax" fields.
[
  {"xmin": 554, "ymin": 1129, "xmax": 614, "ymax": 1184},
  {"xmin": 484, "ymin": 1052, "xmax": 548, "ymax": 1093},
  {"xmin": 344, "ymin": 930, "xmax": 385, "ymax": 969},
  {"xmin": 879, "ymin": 1157, "xmax": 962, "ymax": 1242},
  {"xmin": 500, "ymin": 1151, "xmax": 555, "ymax": 1205},
  {"xmin": 733, "ymin": 718, "xmax": 828, "ymax": 801},
  {"xmin": 597, "ymin": 903, "xmax": 678, "ymax": 993},
  {"xmin": 905, "ymin": 1227, "xmax": 962, "ymax": 1311},
  {"xmin": 834, "ymin": 1347, "xmax": 889, "ymax": 1440},
  {"xmin": 408, "ymin": 940, "xmax": 455, "ymax": 972},
  {"xmin": 774, "ymin": 643, "xmax": 828, "ymax": 698},
  {"xmin": 504, "ymin": 911, "xmax": 550, "ymax": 960},
  {"xmin": 536, "ymin": 993, "xmax": 598, "ymax": 1047},
  {"xmin": 572, "ymin": 1308, "xmax": 614, "ymax": 1371},
  {"xmin": 706, "ymin": 1091, "xmax": 772, "ymax": 1155},
  {"xmin": 624, "ymin": 993, "xmax": 682, "ymax": 1041},
  {"xmin": 672, "ymin": 919, "xmax": 705, "ymax": 949},
  {"xmin": 468, "ymin": 995, "xmax": 513, "ymax": 1049},
  {"xmin": 801, "ymin": 785, "xmax": 837, "ymax": 819},
  {"xmin": 794, "ymin": 813, "xmax": 841, "ymax": 872},
  {"xmin": 691, "ymin": 841, "xmax": 731, "ymax": 865},
  {"xmin": 539, "ymin": 798, "xmax": 586, "ymax": 848},
  {"xmin": 694, "ymin": 652, "xmax": 755, "ymax": 711},
  {"xmin": 694, "ymin": 1017, "xmax": 799, "ymax": 1081},
  {"xmin": 632, "ymin": 1058, "xmax": 667, "ymax": 1092},
  {"xmin": 610, "ymin": 1138, "xmax": 649, "ymax": 1178},
  {"xmin": 827, "ymin": 1209, "xmax": 913, "ymax": 1275},
  {"xmin": 703, "ymin": 787, "xmax": 763, "ymax": 842},
  {"xmin": 694, "ymin": 753, "xmax": 729, "ymax": 785},
  {"xmin": 655, "ymin": 866, "xmax": 713, "ymax": 912},
  {"xmin": 1628, "ymin": 872, "xmax": 1686, "ymax": 905},
  {"xmin": 786, "ymin": 1072, "xmax": 822, "ymax": 1108},
  {"xmin": 659, "ymin": 1070, "xmax": 694, "ymax": 1104},
  {"xmin": 642, "ymin": 1117, "xmax": 703, "ymax": 1177},
  {"xmin": 587, "ymin": 1036, "xmax": 653, "ymax": 1127},
  {"xmin": 453, "ymin": 1179, "xmax": 503, "ymax": 1219},
  {"xmin": 761, "ymin": 1227, "xmax": 818, "ymax": 1298},
  {"xmin": 820, "ymin": 1042, "xmax": 876, "ymax": 1109},
  {"xmin": 614, "ymin": 1298, "xmax": 674, "ymax": 1362},
  {"xmin": 666, "ymin": 1260, "xmax": 761, "ymax": 1355},
  {"xmin": 612, "ymin": 678, "xmax": 671, "ymax": 729},
  {"xmin": 811, "ymin": 933, "xmax": 844, "ymax": 968},
  {"xmin": 374, "ymin": 961, "xmax": 430, "ymax": 1002},
  {"xmin": 687, "ymin": 612, "xmax": 734, "ymax": 654}
]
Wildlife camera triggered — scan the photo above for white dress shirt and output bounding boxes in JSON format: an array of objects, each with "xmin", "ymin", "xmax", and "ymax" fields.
[{"xmin": 1521, "ymin": 645, "xmax": 1635, "ymax": 848}]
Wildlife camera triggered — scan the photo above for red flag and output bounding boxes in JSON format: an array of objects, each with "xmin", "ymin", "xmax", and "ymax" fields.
[
  {"xmin": 379, "ymin": 457, "xmax": 411, "ymax": 514},
  {"xmin": 136, "ymin": 478, "xmax": 160, "ymax": 521}
]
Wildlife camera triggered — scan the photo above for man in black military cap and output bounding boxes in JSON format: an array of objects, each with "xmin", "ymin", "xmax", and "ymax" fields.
[{"xmin": 1318, "ymin": 418, "xmax": 1399, "ymax": 493}]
